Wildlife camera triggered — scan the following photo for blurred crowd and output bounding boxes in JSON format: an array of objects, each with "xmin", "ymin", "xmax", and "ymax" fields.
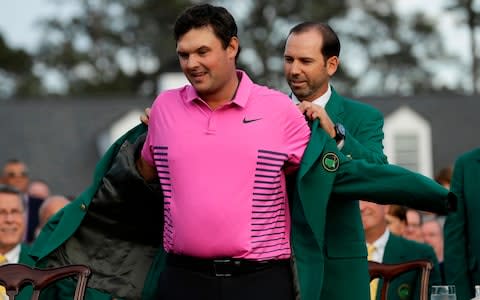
[{"xmin": 0, "ymin": 159, "xmax": 70, "ymax": 264}]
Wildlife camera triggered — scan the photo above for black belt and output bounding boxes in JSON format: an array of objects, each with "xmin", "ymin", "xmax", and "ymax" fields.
[{"xmin": 166, "ymin": 253, "xmax": 290, "ymax": 277}]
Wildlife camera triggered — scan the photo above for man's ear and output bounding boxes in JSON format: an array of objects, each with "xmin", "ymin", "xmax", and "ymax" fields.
[
  {"xmin": 326, "ymin": 56, "xmax": 339, "ymax": 76},
  {"xmin": 227, "ymin": 36, "xmax": 239, "ymax": 60}
]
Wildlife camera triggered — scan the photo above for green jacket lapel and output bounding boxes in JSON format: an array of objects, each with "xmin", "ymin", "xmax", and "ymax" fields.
[
  {"xmin": 325, "ymin": 88, "xmax": 345, "ymax": 123},
  {"xmin": 382, "ymin": 234, "xmax": 406, "ymax": 263},
  {"xmin": 298, "ymin": 119, "xmax": 327, "ymax": 179}
]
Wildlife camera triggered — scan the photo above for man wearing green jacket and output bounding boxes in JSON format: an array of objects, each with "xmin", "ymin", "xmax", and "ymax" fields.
[
  {"xmin": 444, "ymin": 148, "xmax": 480, "ymax": 300},
  {"xmin": 0, "ymin": 184, "xmax": 35, "ymax": 267},
  {"xmin": 361, "ymin": 200, "xmax": 441, "ymax": 300},
  {"xmin": 284, "ymin": 22, "xmax": 387, "ymax": 165},
  {"xmin": 284, "ymin": 22, "xmax": 389, "ymax": 300}
]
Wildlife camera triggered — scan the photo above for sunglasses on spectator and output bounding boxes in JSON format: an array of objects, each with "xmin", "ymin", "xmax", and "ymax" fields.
[{"xmin": 4, "ymin": 172, "xmax": 29, "ymax": 178}]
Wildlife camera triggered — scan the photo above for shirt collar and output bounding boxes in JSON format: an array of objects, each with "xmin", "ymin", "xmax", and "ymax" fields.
[
  {"xmin": 184, "ymin": 70, "xmax": 252, "ymax": 108},
  {"xmin": 4, "ymin": 243, "xmax": 21, "ymax": 264},
  {"xmin": 291, "ymin": 84, "xmax": 332, "ymax": 107},
  {"xmin": 370, "ymin": 229, "xmax": 390, "ymax": 251}
]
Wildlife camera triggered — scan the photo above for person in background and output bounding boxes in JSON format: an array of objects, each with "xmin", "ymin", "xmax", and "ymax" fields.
[
  {"xmin": 35, "ymin": 194, "xmax": 70, "ymax": 237},
  {"xmin": 404, "ymin": 208, "xmax": 424, "ymax": 243},
  {"xmin": 0, "ymin": 184, "xmax": 35, "ymax": 266},
  {"xmin": 1, "ymin": 159, "xmax": 43, "ymax": 243},
  {"xmin": 422, "ymin": 216, "xmax": 445, "ymax": 284},
  {"xmin": 444, "ymin": 148, "xmax": 480, "ymax": 300},
  {"xmin": 1, "ymin": 159, "xmax": 30, "ymax": 193},
  {"xmin": 360, "ymin": 200, "xmax": 441, "ymax": 300},
  {"xmin": 27, "ymin": 179, "xmax": 51, "ymax": 200},
  {"xmin": 385, "ymin": 204, "xmax": 408, "ymax": 236},
  {"xmin": 435, "ymin": 166, "xmax": 453, "ymax": 190}
]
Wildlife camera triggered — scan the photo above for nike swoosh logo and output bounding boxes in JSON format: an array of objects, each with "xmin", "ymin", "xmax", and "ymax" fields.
[{"xmin": 243, "ymin": 117, "xmax": 262, "ymax": 123}]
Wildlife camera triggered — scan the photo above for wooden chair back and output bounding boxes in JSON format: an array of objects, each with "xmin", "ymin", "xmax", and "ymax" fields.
[
  {"xmin": 0, "ymin": 264, "xmax": 91, "ymax": 300},
  {"xmin": 368, "ymin": 259, "xmax": 433, "ymax": 300}
]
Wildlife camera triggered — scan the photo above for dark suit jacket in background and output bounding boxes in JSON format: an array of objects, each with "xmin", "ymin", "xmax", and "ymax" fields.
[{"xmin": 26, "ymin": 196, "xmax": 43, "ymax": 243}]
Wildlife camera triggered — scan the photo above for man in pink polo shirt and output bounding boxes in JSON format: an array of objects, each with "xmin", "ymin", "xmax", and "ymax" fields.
[{"xmin": 136, "ymin": 4, "xmax": 310, "ymax": 300}]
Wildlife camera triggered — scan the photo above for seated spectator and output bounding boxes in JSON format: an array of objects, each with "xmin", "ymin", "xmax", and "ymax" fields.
[
  {"xmin": 385, "ymin": 204, "xmax": 407, "ymax": 236},
  {"xmin": 422, "ymin": 217, "xmax": 445, "ymax": 284},
  {"xmin": 35, "ymin": 195, "xmax": 70, "ymax": 237},
  {"xmin": 27, "ymin": 179, "xmax": 51, "ymax": 200},
  {"xmin": 0, "ymin": 184, "xmax": 34, "ymax": 265},
  {"xmin": 404, "ymin": 209, "xmax": 424, "ymax": 243},
  {"xmin": 360, "ymin": 200, "xmax": 441, "ymax": 300},
  {"xmin": 1, "ymin": 159, "xmax": 43, "ymax": 243},
  {"xmin": 435, "ymin": 166, "xmax": 452, "ymax": 189}
]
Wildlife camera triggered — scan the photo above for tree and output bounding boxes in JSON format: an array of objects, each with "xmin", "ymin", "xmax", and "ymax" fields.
[
  {"xmin": 333, "ymin": 0, "xmax": 454, "ymax": 95},
  {"xmin": 35, "ymin": 0, "xmax": 460, "ymax": 97},
  {"xmin": 36, "ymin": 0, "xmax": 196, "ymax": 97},
  {"xmin": 445, "ymin": 0, "xmax": 480, "ymax": 93},
  {"xmin": 223, "ymin": 0, "xmax": 456, "ymax": 96},
  {"xmin": 0, "ymin": 34, "xmax": 41, "ymax": 99}
]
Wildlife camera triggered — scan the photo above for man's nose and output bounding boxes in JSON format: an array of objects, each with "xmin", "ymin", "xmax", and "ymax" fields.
[
  {"xmin": 289, "ymin": 61, "xmax": 301, "ymax": 75},
  {"xmin": 186, "ymin": 55, "xmax": 199, "ymax": 69}
]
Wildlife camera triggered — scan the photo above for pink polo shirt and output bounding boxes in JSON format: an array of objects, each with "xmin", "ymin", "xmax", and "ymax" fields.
[{"xmin": 142, "ymin": 71, "xmax": 310, "ymax": 260}]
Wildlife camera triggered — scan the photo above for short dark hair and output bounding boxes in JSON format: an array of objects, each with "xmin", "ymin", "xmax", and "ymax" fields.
[
  {"xmin": 0, "ymin": 184, "xmax": 21, "ymax": 195},
  {"xmin": 288, "ymin": 22, "xmax": 340, "ymax": 60},
  {"xmin": 435, "ymin": 166, "xmax": 452, "ymax": 186},
  {"xmin": 174, "ymin": 3, "xmax": 240, "ymax": 59},
  {"xmin": 387, "ymin": 205, "xmax": 407, "ymax": 223}
]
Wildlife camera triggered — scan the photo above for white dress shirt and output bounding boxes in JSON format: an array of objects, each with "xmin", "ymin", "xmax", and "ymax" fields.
[
  {"xmin": 367, "ymin": 229, "xmax": 390, "ymax": 263},
  {"xmin": 4, "ymin": 244, "xmax": 21, "ymax": 264}
]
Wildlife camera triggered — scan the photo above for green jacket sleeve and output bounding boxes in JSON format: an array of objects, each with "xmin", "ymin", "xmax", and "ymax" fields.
[
  {"xmin": 340, "ymin": 108, "xmax": 387, "ymax": 164},
  {"xmin": 331, "ymin": 153, "xmax": 452, "ymax": 214}
]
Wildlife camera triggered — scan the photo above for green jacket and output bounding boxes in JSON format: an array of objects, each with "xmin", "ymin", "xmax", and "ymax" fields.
[
  {"xmin": 326, "ymin": 88, "xmax": 387, "ymax": 164},
  {"xmin": 444, "ymin": 148, "xmax": 480, "ymax": 300},
  {"xmin": 27, "ymin": 123, "xmax": 452, "ymax": 300},
  {"xmin": 376, "ymin": 233, "xmax": 441, "ymax": 300}
]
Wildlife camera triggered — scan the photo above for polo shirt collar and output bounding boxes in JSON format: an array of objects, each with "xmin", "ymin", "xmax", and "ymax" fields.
[{"xmin": 184, "ymin": 70, "xmax": 252, "ymax": 108}]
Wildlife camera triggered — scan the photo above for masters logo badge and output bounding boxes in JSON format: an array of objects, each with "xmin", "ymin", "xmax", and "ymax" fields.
[
  {"xmin": 322, "ymin": 152, "xmax": 339, "ymax": 172},
  {"xmin": 397, "ymin": 283, "xmax": 411, "ymax": 300}
]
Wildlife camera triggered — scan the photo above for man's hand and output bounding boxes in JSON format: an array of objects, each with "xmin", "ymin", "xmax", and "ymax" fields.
[
  {"xmin": 297, "ymin": 101, "xmax": 336, "ymax": 138},
  {"xmin": 140, "ymin": 107, "xmax": 151, "ymax": 125}
]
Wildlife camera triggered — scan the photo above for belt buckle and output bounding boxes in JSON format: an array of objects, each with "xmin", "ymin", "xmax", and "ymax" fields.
[{"xmin": 213, "ymin": 259, "xmax": 233, "ymax": 277}]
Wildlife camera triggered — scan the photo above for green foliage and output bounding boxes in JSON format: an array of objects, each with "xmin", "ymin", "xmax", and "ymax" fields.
[
  {"xmin": 0, "ymin": 34, "xmax": 42, "ymax": 98},
  {"xmin": 35, "ymin": 0, "xmax": 195, "ymax": 97}
]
